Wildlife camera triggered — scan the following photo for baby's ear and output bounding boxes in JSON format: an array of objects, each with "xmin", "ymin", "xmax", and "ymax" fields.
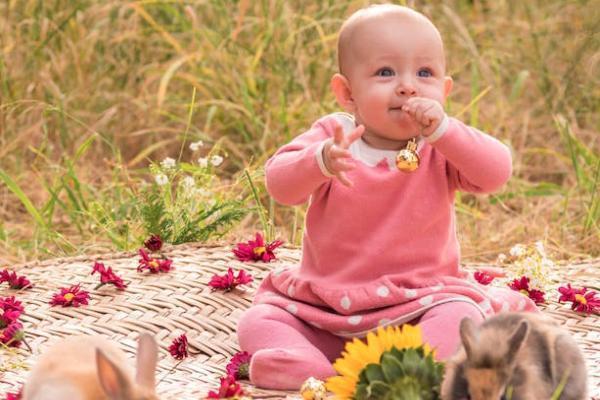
[
  {"xmin": 443, "ymin": 76, "xmax": 453, "ymax": 99},
  {"xmin": 331, "ymin": 74, "xmax": 355, "ymax": 113}
]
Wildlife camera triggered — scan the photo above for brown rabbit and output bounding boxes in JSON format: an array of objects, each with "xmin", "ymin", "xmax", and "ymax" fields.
[
  {"xmin": 441, "ymin": 312, "xmax": 587, "ymax": 400},
  {"xmin": 23, "ymin": 333, "xmax": 159, "ymax": 400}
]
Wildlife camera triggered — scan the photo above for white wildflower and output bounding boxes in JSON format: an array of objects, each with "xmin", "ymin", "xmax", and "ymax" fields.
[
  {"xmin": 160, "ymin": 157, "xmax": 176, "ymax": 170},
  {"xmin": 195, "ymin": 187, "xmax": 211, "ymax": 197},
  {"xmin": 210, "ymin": 155, "xmax": 224, "ymax": 167},
  {"xmin": 155, "ymin": 174, "xmax": 168, "ymax": 186},
  {"xmin": 182, "ymin": 176, "xmax": 195, "ymax": 189},
  {"xmin": 197, "ymin": 157, "xmax": 209, "ymax": 168},
  {"xmin": 509, "ymin": 244, "xmax": 526, "ymax": 258},
  {"xmin": 496, "ymin": 253, "xmax": 507, "ymax": 264},
  {"xmin": 189, "ymin": 140, "xmax": 204, "ymax": 151},
  {"xmin": 534, "ymin": 240, "xmax": 546, "ymax": 257}
]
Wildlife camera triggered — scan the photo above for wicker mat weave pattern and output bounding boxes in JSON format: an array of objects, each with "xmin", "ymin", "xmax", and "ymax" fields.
[{"xmin": 0, "ymin": 244, "xmax": 598, "ymax": 399}]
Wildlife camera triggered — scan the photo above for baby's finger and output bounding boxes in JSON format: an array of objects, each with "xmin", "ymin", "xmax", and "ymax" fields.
[
  {"xmin": 336, "ymin": 171, "xmax": 353, "ymax": 187},
  {"xmin": 402, "ymin": 97, "xmax": 422, "ymax": 114},
  {"xmin": 422, "ymin": 107, "xmax": 440, "ymax": 127},
  {"xmin": 333, "ymin": 123, "xmax": 344, "ymax": 146},
  {"xmin": 331, "ymin": 158, "xmax": 355, "ymax": 172},
  {"xmin": 414, "ymin": 102, "xmax": 433, "ymax": 126},
  {"xmin": 343, "ymin": 124, "xmax": 365, "ymax": 148},
  {"xmin": 329, "ymin": 145, "xmax": 353, "ymax": 160}
]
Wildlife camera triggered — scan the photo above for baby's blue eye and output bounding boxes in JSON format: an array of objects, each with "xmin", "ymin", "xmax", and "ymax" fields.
[
  {"xmin": 376, "ymin": 67, "xmax": 395, "ymax": 77},
  {"xmin": 417, "ymin": 68, "xmax": 433, "ymax": 77}
]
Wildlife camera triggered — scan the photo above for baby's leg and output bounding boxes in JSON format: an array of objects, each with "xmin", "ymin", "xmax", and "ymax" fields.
[
  {"xmin": 417, "ymin": 301, "xmax": 484, "ymax": 360},
  {"xmin": 237, "ymin": 303, "xmax": 346, "ymax": 390}
]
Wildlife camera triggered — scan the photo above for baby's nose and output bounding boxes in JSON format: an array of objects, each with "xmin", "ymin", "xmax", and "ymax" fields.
[{"xmin": 395, "ymin": 82, "xmax": 417, "ymax": 96}]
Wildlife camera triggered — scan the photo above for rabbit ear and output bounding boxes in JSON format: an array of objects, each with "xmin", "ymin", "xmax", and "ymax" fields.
[
  {"xmin": 459, "ymin": 317, "xmax": 477, "ymax": 359},
  {"xmin": 506, "ymin": 320, "xmax": 529, "ymax": 363},
  {"xmin": 135, "ymin": 333, "xmax": 158, "ymax": 390},
  {"xmin": 96, "ymin": 348, "xmax": 134, "ymax": 400}
]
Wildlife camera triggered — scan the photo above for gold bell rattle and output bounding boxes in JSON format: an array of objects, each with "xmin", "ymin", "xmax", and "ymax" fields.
[{"xmin": 395, "ymin": 137, "xmax": 420, "ymax": 172}]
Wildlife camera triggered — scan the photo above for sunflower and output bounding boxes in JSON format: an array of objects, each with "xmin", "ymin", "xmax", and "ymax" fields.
[{"xmin": 326, "ymin": 324, "xmax": 434, "ymax": 400}]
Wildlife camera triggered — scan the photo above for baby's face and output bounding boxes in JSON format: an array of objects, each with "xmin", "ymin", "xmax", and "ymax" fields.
[{"xmin": 342, "ymin": 13, "xmax": 450, "ymax": 142}]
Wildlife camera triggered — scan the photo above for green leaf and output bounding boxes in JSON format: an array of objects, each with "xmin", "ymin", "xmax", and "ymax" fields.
[
  {"xmin": 364, "ymin": 364, "xmax": 385, "ymax": 383},
  {"xmin": 0, "ymin": 169, "xmax": 49, "ymax": 231},
  {"xmin": 381, "ymin": 353, "xmax": 405, "ymax": 382},
  {"xmin": 367, "ymin": 381, "xmax": 391, "ymax": 399}
]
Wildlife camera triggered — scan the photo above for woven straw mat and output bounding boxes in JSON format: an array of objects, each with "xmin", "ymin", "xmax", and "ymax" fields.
[{"xmin": 1, "ymin": 244, "xmax": 598, "ymax": 399}]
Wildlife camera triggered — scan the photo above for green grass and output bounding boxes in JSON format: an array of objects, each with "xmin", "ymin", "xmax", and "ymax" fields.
[{"xmin": 0, "ymin": 0, "xmax": 598, "ymax": 262}]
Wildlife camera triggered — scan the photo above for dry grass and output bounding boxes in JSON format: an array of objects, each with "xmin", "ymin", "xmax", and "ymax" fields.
[{"xmin": 0, "ymin": 0, "xmax": 598, "ymax": 264}]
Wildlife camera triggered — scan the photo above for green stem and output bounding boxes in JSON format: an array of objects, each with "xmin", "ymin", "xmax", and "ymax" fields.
[{"xmin": 244, "ymin": 169, "xmax": 270, "ymax": 241}]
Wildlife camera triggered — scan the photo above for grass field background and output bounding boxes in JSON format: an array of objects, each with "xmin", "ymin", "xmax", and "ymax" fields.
[{"xmin": 0, "ymin": 0, "xmax": 598, "ymax": 264}]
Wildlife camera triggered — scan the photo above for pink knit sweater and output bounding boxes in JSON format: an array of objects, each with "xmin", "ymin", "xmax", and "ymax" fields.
[
  {"xmin": 252, "ymin": 114, "xmax": 536, "ymax": 337},
  {"xmin": 265, "ymin": 114, "xmax": 511, "ymax": 289}
]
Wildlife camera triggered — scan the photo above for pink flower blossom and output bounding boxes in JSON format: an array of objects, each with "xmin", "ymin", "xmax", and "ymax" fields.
[
  {"xmin": 206, "ymin": 375, "xmax": 246, "ymax": 398},
  {"xmin": 558, "ymin": 284, "xmax": 600, "ymax": 315},
  {"xmin": 144, "ymin": 234, "xmax": 163, "ymax": 252},
  {"xmin": 508, "ymin": 276, "xmax": 545, "ymax": 304},
  {"xmin": 474, "ymin": 271, "xmax": 494, "ymax": 285},
  {"xmin": 137, "ymin": 249, "xmax": 172, "ymax": 274},
  {"xmin": 233, "ymin": 232, "xmax": 283, "ymax": 263},
  {"xmin": 169, "ymin": 334, "xmax": 189, "ymax": 360},
  {"xmin": 0, "ymin": 269, "xmax": 32, "ymax": 290},
  {"xmin": 49, "ymin": 284, "xmax": 90, "ymax": 307},
  {"xmin": 226, "ymin": 351, "xmax": 252, "ymax": 379},
  {"xmin": 0, "ymin": 321, "xmax": 24, "ymax": 347},
  {"xmin": 209, "ymin": 268, "xmax": 253, "ymax": 292},
  {"xmin": 92, "ymin": 262, "xmax": 127, "ymax": 290}
]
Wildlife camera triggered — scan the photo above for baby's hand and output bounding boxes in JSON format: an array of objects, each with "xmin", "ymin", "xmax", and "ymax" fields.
[
  {"xmin": 322, "ymin": 123, "xmax": 365, "ymax": 187},
  {"xmin": 401, "ymin": 97, "xmax": 445, "ymax": 137}
]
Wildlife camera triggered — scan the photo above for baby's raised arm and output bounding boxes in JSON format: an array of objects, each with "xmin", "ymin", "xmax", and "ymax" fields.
[{"xmin": 265, "ymin": 117, "xmax": 360, "ymax": 205}]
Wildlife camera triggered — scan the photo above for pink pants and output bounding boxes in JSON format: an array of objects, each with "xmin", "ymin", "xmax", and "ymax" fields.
[{"xmin": 237, "ymin": 301, "xmax": 483, "ymax": 390}]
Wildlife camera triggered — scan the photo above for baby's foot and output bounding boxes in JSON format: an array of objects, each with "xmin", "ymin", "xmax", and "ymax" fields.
[{"xmin": 249, "ymin": 347, "xmax": 336, "ymax": 390}]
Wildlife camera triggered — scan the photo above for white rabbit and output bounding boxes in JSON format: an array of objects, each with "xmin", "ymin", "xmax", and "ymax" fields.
[
  {"xmin": 441, "ymin": 312, "xmax": 587, "ymax": 400},
  {"xmin": 23, "ymin": 333, "xmax": 158, "ymax": 400}
]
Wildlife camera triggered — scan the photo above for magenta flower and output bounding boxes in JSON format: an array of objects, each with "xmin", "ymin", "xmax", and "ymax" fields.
[
  {"xmin": 50, "ymin": 284, "xmax": 90, "ymax": 307},
  {"xmin": 0, "ymin": 269, "xmax": 32, "ymax": 290},
  {"xmin": 233, "ymin": 232, "xmax": 283, "ymax": 263},
  {"xmin": 206, "ymin": 375, "xmax": 246, "ymax": 398},
  {"xmin": 91, "ymin": 262, "xmax": 127, "ymax": 291},
  {"xmin": 169, "ymin": 334, "xmax": 189, "ymax": 360},
  {"xmin": 474, "ymin": 271, "xmax": 494, "ymax": 285},
  {"xmin": 144, "ymin": 234, "xmax": 163, "ymax": 252},
  {"xmin": 1, "ymin": 296, "xmax": 24, "ymax": 315},
  {"xmin": 137, "ymin": 249, "xmax": 172, "ymax": 274},
  {"xmin": 558, "ymin": 284, "xmax": 600, "ymax": 315},
  {"xmin": 226, "ymin": 351, "xmax": 252, "ymax": 379},
  {"xmin": 209, "ymin": 268, "xmax": 253, "ymax": 292},
  {"xmin": 508, "ymin": 276, "xmax": 545, "ymax": 305},
  {"xmin": 0, "ymin": 321, "xmax": 24, "ymax": 347},
  {"xmin": 5, "ymin": 386, "xmax": 22, "ymax": 400}
]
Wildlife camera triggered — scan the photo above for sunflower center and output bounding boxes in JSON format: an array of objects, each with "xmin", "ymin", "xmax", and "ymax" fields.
[
  {"xmin": 64, "ymin": 293, "xmax": 75, "ymax": 302},
  {"xmin": 149, "ymin": 260, "xmax": 159, "ymax": 269},
  {"xmin": 253, "ymin": 246, "xmax": 266, "ymax": 256},
  {"xmin": 575, "ymin": 294, "xmax": 587, "ymax": 304}
]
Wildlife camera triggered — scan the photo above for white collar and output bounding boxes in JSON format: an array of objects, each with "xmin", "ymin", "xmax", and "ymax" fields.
[{"xmin": 332, "ymin": 113, "xmax": 424, "ymax": 170}]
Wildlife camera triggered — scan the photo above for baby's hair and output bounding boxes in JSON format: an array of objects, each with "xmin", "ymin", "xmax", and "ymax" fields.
[{"xmin": 337, "ymin": 4, "xmax": 444, "ymax": 75}]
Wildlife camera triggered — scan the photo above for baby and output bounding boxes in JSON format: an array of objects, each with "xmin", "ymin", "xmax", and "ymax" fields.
[{"xmin": 237, "ymin": 4, "xmax": 538, "ymax": 390}]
